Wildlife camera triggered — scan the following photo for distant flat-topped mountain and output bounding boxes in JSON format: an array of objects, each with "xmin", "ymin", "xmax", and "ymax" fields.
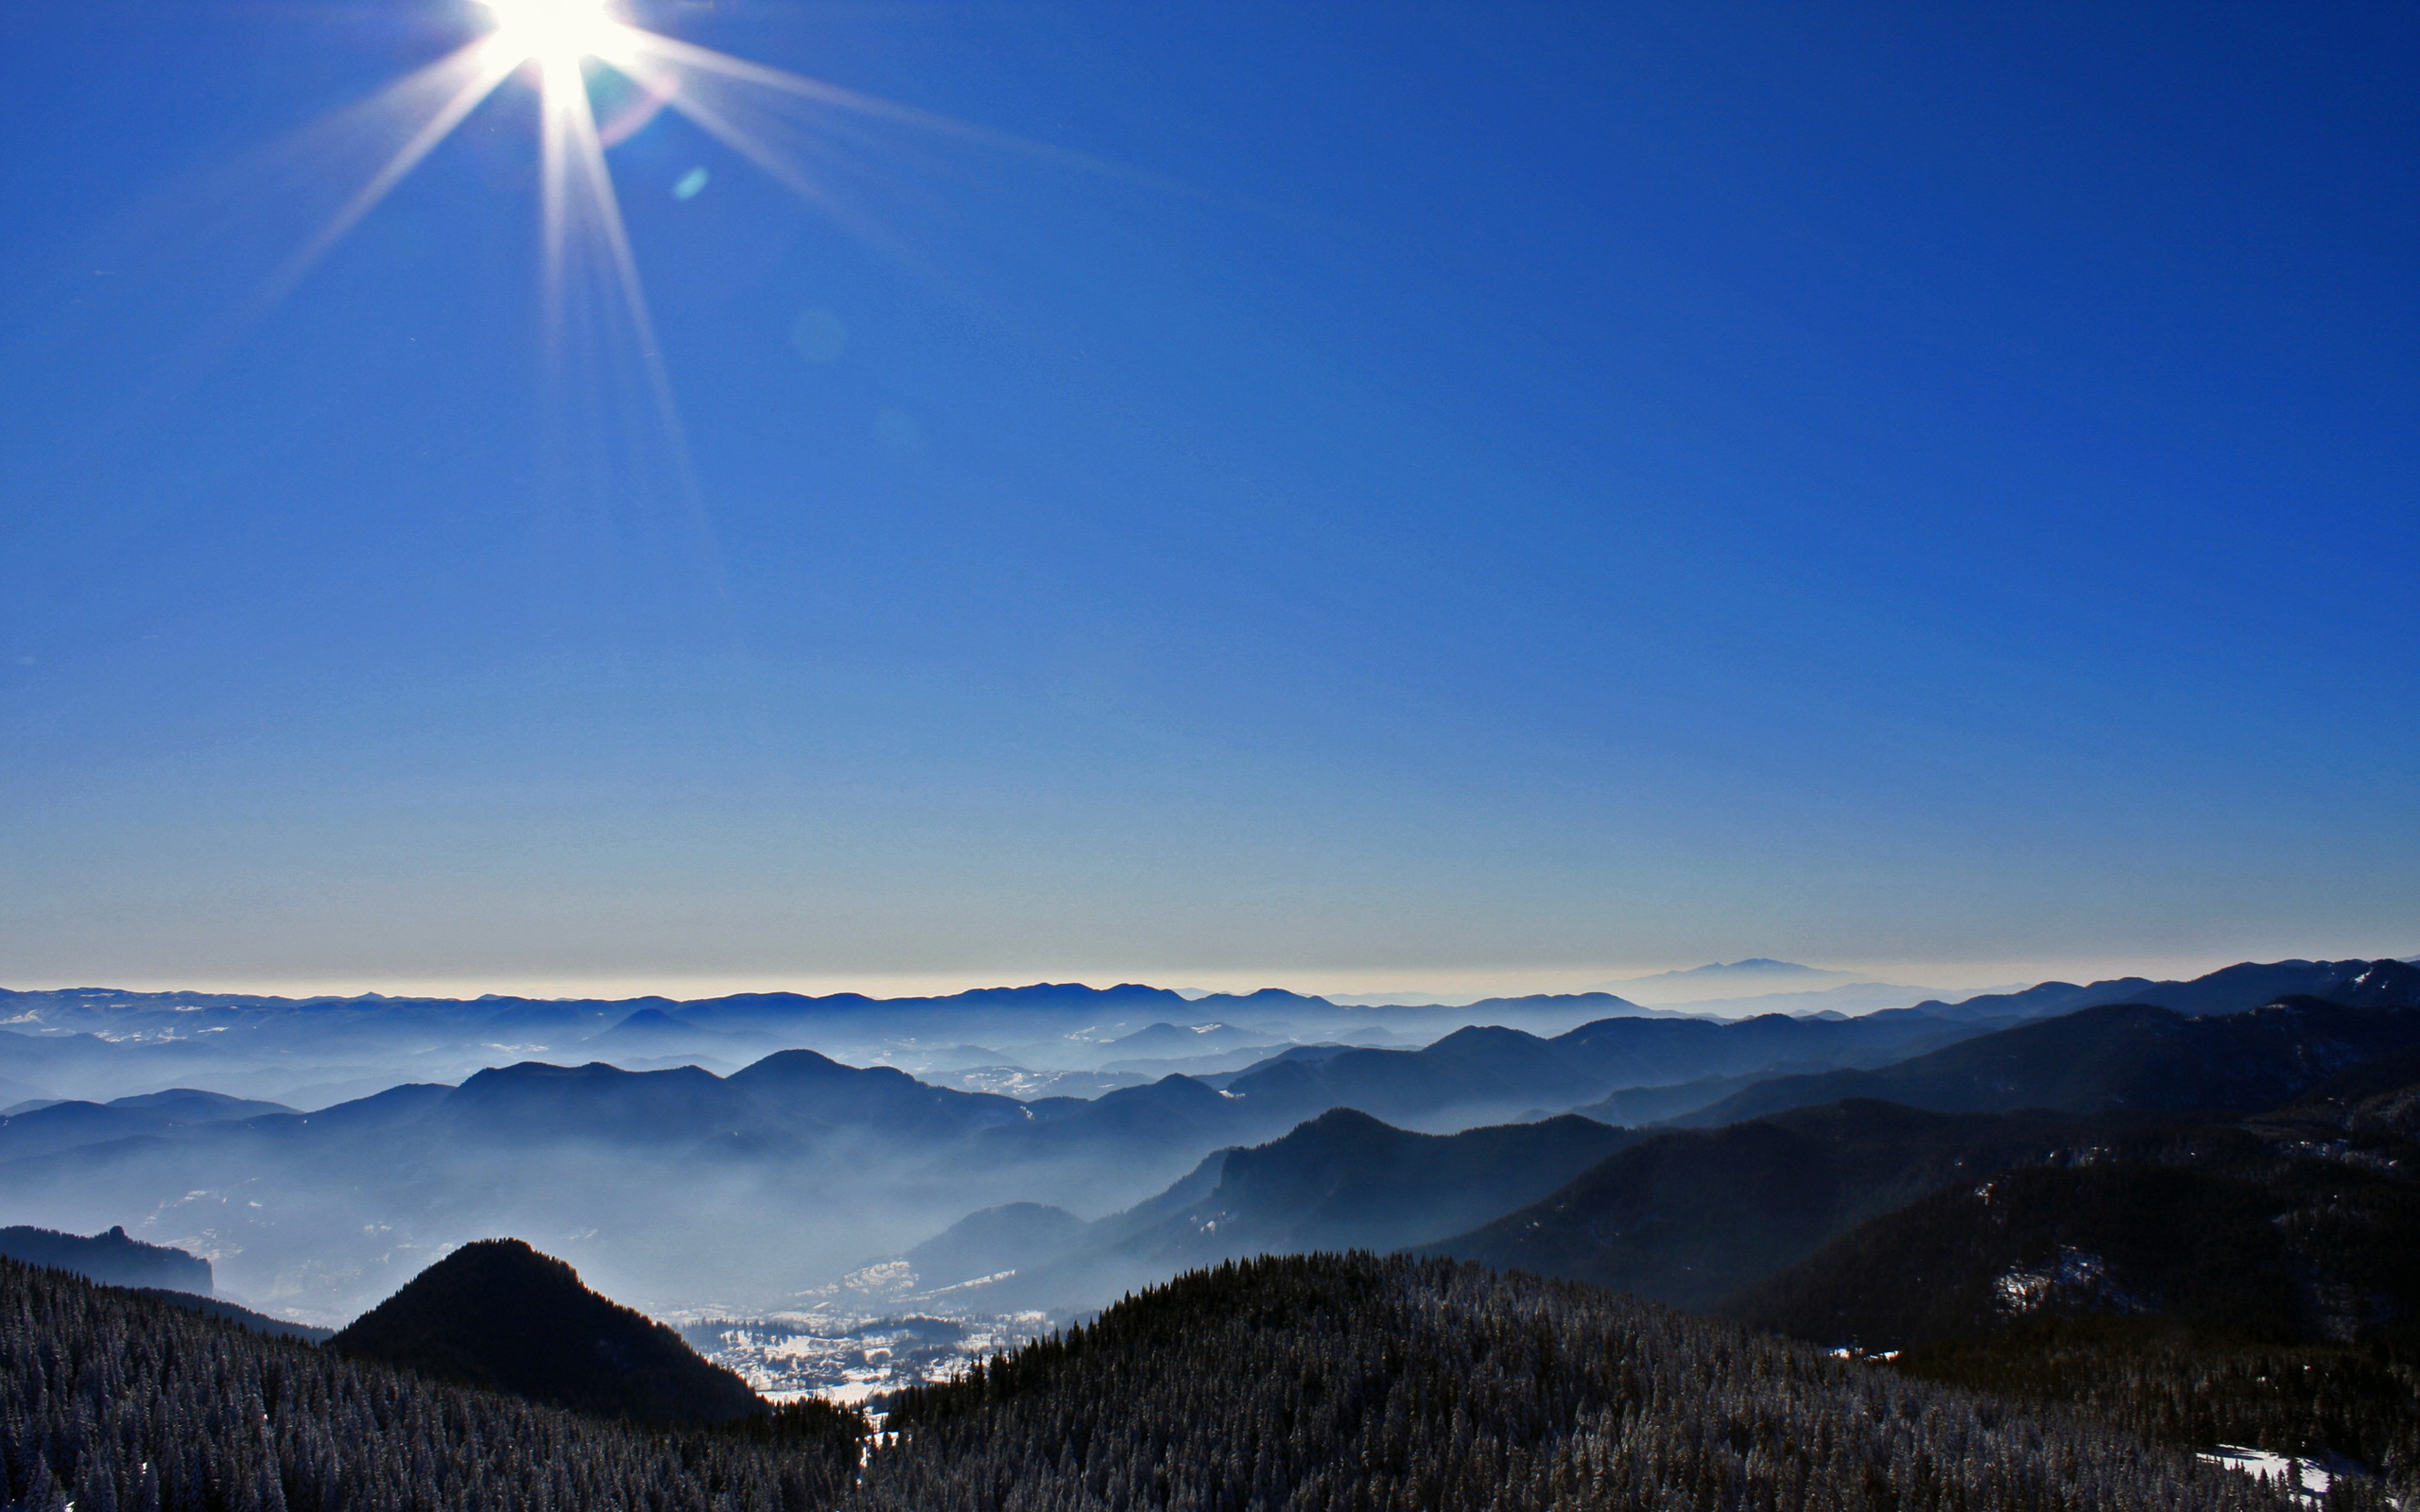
[
  {"xmin": 329, "ymin": 1239, "xmax": 763, "ymax": 1424},
  {"xmin": 1595, "ymin": 959, "xmax": 1863, "ymax": 1005},
  {"xmin": 0, "ymin": 1223, "xmax": 212, "ymax": 1294}
]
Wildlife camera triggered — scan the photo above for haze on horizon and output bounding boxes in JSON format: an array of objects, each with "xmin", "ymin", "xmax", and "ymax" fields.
[{"xmin": 3, "ymin": 3, "xmax": 2414, "ymax": 988}]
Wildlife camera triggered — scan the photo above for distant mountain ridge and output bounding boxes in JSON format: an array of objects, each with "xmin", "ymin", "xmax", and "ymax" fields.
[
  {"xmin": 0, "ymin": 978, "xmax": 1661, "ymax": 1108},
  {"xmin": 1593, "ymin": 959, "xmax": 1862, "ymax": 1005},
  {"xmin": 1676, "ymin": 993, "xmax": 2420, "ymax": 1126},
  {"xmin": 1426, "ymin": 987, "xmax": 2420, "ymax": 1316},
  {"xmin": 2, "ymin": 954, "xmax": 2407, "ymax": 1320},
  {"xmin": 0, "ymin": 1224, "xmax": 212, "ymax": 1293},
  {"xmin": 1423, "ymin": 1101, "xmax": 2083, "ymax": 1310},
  {"xmin": 907, "ymin": 1108, "xmax": 1639, "ymax": 1309},
  {"xmin": 0, "ymin": 1089, "xmax": 296, "ymax": 1164},
  {"xmin": 1911, "ymin": 956, "xmax": 2420, "ymax": 1022}
]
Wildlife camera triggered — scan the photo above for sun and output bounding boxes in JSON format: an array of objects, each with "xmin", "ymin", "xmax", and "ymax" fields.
[{"xmin": 484, "ymin": 0, "xmax": 619, "ymax": 66}]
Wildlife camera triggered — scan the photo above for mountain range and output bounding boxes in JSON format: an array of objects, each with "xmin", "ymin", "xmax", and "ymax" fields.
[
  {"xmin": 0, "ymin": 956, "xmax": 2411, "ymax": 1328},
  {"xmin": 5, "ymin": 953, "xmax": 2419, "ymax": 1504}
]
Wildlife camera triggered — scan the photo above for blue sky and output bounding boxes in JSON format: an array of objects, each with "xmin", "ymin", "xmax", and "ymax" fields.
[{"xmin": 2, "ymin": 1, "xmax": 2414, "ymax": 996}]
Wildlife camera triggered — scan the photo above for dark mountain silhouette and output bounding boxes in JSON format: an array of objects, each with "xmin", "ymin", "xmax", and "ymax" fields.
[
  {"xmin": 437, "ymin": 1051, "xmax": 1030, "ymax": 1152},
  {"xmin": 329, "ymin": 1238, "xmax": 764, "ymax": 1424},
  {"xmin": 1185, "ymin": 1005, "xmax": 1993, "ymax": 1135},
  {"xmin": 725, "ymin": 1048, "xmax": 1030, "ymax": 1140},
  {"xmin": 439, "ymin": 1061, "xmax": 740, "ymax": 1145},
  {"xmin": 1735, "ymin": 1161, "xmax": 2420, "ymax": 1349},
  {"xmin": 1429, "ymin": 999, "xmax": 2420, "ymax": 1311},
  {"xmin": 1725, "ymin": 1056, "xmax": 2420, "ymax": 1476},
  {"xmin": 1424, "ymin": 1100, "xmax": 2081, "ymax": 1309},
  {"xmin": 0, "ymin": 1223, "xmax": 212, "ymax": 1292},
  {"xmin": 1156, "ymin": 1108, "xmax": 1637, "ymax": 1256},
  {"xmin": 1679, "ymin": 996, "xmax": 2420, "ymax": 1126},
  {"xmin": 1736, "ymin": 1048, "xmax": 2420, "ymax": 1352},
  {"xmin": 1913, "ymin": 956, "xmax": 2420, "ymax": 1022},
  {"xmin": 256, "ymin": 1080, "xmax": 454, "ymax": 1135},
  {"xmin": 918, "ymin": 1109, "xmax": 1637, "ymax": 1307}
]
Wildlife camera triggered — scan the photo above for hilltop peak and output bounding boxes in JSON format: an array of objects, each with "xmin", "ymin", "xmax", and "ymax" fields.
[{"xmin": 329, "ymin": 1239, "xmax": 761, "ymax": 1425}]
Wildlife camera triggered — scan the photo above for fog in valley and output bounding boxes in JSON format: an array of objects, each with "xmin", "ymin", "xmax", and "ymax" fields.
[{"xmin": 0, "ymin": 979, "xmax": 1965, "ymax": 1322}]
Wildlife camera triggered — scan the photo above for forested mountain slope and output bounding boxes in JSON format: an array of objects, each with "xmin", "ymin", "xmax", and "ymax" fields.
[
  {"xmin": 0, "ymin": 1222, "xmax": 211, "ymax": 1292},
  {"xmin": 861, "ymin": 1252, "xmax": 2291, "ymax": 1512},
  {"xmin": 1421, "ymin": 1100, "xmax": 2084, "ymax": 1309},
  {"xmin": 1734, "ymin": 1138, "xmax": 2420, "ymax": 1352},
  {"xmin": 5, "ymin": 1247, "xmax": 2308, "ymax": 1512},
  {"xmin": 1680, "ymin": 996, "xmax": 2420, "ymax": 1126},
  {"xmin": 1720, "ymin": 1054, "xmax": 2420, "ymax": 1484},
  {"xmin": 0, "ymin": 1258, "xmax": 864, "ymax": 1512}
]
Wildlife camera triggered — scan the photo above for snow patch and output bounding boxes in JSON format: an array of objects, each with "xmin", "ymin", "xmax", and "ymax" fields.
[{"xmin": 2198, "ymin": 1445, "xmax": 2332, "ymax": 1506}]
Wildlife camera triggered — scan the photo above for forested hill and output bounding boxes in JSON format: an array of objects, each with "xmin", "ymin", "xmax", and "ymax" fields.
[
  {"xmin": 327, "ymin": 1237, "xmax": 763, "ymax": 1425},
  {"xmin": 865, "ymin": 1253, "xmax": 2290, "ymax": 1512},
  {"xmin": 3, "ymin": 1247, "xmax": 2307, "ymax": 1512},
  {"xmin": 0, "ymin": 1258, "xmax": 863, "ymax": 1512}
]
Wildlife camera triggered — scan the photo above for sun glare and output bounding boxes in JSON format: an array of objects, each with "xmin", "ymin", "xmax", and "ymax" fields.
[
  {"xmin": 485, "ymin": 0, "xmax": 617, "ymax": 64},
  {"xmin": 239, "ymin": 0, "xmax": 1115, "ymax": 500}
]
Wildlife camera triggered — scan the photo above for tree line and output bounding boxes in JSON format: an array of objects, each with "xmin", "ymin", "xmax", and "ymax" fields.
[{"xmin": 0, "ymin": 1250, "xmax": 2361, "ymax": 1512}]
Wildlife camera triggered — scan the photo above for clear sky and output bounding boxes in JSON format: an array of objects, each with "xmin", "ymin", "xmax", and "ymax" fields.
[{"xmin": 2, "ymin": 1, "xmax": 2414, "ymax": 997}]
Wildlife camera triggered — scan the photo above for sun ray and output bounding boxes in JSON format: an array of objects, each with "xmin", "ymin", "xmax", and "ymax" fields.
[
  {"xmin": 549, "ymin": 55, "xmax": 684, "ymax": 455},
  {"xmin": 614, "ymin": 58, "xmax": 921, "ymax": 262},
  {"xmin": 534, "ymin": 49, "xmax": 734, "ymax": 606},
  {"xmin": 249, "ymin": 38, "xmax": 524, "ymax": 320},
  {"xmin": 604, "ymin": 26, "xmax": 1188, "ymax": 196}
]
